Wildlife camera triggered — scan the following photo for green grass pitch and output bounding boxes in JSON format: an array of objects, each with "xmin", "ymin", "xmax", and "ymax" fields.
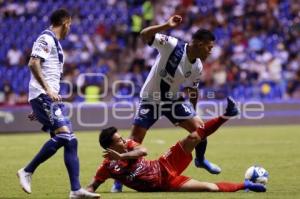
[{"xmin": 1, "ymin": 125, "xmax": 300, "ymax": 199}]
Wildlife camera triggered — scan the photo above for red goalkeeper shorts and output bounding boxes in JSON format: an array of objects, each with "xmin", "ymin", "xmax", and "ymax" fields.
[{"xmin": 159, "ymin": 142, "xmax": 193, "ymax": 190}]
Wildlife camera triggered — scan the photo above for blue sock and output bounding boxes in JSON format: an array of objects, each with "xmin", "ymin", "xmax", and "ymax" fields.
[
  {"xmin": 63, "ymin": 137, "xmax": 81, "ymax": 191},
  {"xmin": 24, "ymin": 137, "xmax": 64, "ymax": 173},
  {"xmin": 113, "ymin": 180, "xmax": 123, "ymax": 190},
  {"xmin": 195, "ymin": 139, "xmax": 207, "ymax": 162}
]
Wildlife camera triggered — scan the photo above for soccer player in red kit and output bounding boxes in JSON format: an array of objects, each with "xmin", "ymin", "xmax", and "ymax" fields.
[{"xmin": 86, "ymin": 126, "xmax": 266, "ymax": 193}]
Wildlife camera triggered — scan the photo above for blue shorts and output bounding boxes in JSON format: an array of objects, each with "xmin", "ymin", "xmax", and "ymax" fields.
[
  {"xmin": 30, "ymin": 94, "xmax": 72, "ymax": 134},
  {"xmin": 133, "ymin": 98, "xmax": 196, "ymax": 129}
]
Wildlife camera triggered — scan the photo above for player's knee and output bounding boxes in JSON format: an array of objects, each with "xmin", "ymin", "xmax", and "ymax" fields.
[
  {"xmin": 70, "ymin": 138, "xmax": 78, "ymax": 146},
  {"xmin": 207, "ymin": 183, "xmax": 219, "ymax": 192},
  {"xmin": 184, "ymin": 118, "xmax": 204, "ymax": 133},
  {"xmin": 187, "ymin": 132, "xmax": 201, "ymax": 143},
  {"xmin": 64, "ymin": 138, "xmax": 78, "ymax": 151},
  {"xmin": 193, "ymin": 116, "xmax": 204, "ymax": 127},
  {"xmin": 53, "ymin": 130, "xmax": 77, "ymax": 148},
  {"xmin": 196, "ymin": 122, "xmax": 204, "ymax": 130}
]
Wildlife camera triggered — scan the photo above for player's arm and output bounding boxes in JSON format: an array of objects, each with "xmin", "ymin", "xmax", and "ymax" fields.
[
  {"xmin": 28, "ymin": 57, "xmax": 51, "ymax": 93},
  {"xmin": 184, "ymin": 87, "xmax": 198, "ymax": 110},
  {"xmin": 120, "ymin": 145, "xmax": 148, "ymax": 159},
  {"xmin": 87, "ymin": 162, "xmax": 110, "ymax": 192},
  {"xmin": 103, "ymin": 146, "xmax": 148, "ymax": 160},
  {"xmin": 140, "ymin": 15, "xmax": 182, "ymax": 44},
  {"xmin": 28, "ymin": 57, "xmax": 61, "ymax": 101}
]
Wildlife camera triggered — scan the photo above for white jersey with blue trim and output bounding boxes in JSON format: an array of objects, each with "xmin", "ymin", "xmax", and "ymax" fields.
[
  {"xmin": 28, "ymin": 29, "xmax": 64, "ymax": 101},
  {"xmin": 140, "ymin": 33, "xmax": 203, "ymax": 102}
]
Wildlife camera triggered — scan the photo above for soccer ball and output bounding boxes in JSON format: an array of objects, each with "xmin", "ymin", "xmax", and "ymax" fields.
[{"xmin": 245, "ymin": 165, "xmax": 269, "ymax": 185}]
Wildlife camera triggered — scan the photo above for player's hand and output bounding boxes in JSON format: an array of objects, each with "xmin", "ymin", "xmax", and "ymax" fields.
[
  {"xmin": 167, "ymin": 15, "xmax": 182, "ymax": 28},
  {"xmin": 28, "ymin": 111, "xmax": 37, "ymax": 121},
  {"xmin": 103, "ymin": 148, "xmax": 123, "ymax": 160},
  {"xmin": 46, "ymin": 89, "xmax": 61, "ymax": 102},
  {"xmin": 86, "ymin": 186, "xmax": 95, "ymax": 193}
]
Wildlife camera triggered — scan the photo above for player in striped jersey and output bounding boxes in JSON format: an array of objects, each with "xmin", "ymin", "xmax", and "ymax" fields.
[
  {"xmin": 111, "ymin": 15, "xmax": 239, "ymax": 192},
  {"xmin": 16, "ymin": 9, "xmax": 99, "ymax": 199}
]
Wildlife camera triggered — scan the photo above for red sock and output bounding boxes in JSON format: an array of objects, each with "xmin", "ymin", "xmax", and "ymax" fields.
[
  {"xmin": 196, "ymin": 117, "xmax": 227, "ymax": 139},
  {"xmin": 216, "ymin": 182, "xmax": 245, "ymax": 192}
]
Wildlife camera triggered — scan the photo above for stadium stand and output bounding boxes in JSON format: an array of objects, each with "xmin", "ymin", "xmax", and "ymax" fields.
[{"xmin": 0, "ymin": 0, "xmax": 299, "ymax": 105}]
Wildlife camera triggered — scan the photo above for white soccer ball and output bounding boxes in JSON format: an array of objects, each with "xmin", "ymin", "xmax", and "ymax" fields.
[{"xmin": 245, "ymin": 165, "xmax": 269, "ymax": 185}]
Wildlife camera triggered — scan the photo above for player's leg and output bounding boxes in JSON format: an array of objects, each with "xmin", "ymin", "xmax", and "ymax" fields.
[
  {"xmin": 18, "ymin": 95, "xmax": 100, "ymax": 198},
  {"xmin": 59, "ymin": 127, "xmax": 81, "ymax": 192},
  {"xmin": 178, "ymin": 131, "xmax": 201, "ymax": 154},
  {"xmin": 192, "ymin": 97, "xmax": 239, "ymax": 139},
  {"xmin": 22, "ymin": 97, "xmax": 82, "ymax": 192},
  {"xmin": 112, "ymin": 101, "xmax": 158, "ymax": 192},
  {"xmin": 175, "ymin": 178, "xmax": 266, "ymax": 192},
  {"xmin": 179, "ymin": 97, "xmax": 239, "ymax": 173},
  {"xmin": 159, "ymin": 132, "xmax": 209, "ymax": 178},
  {"xmin": 175, "ymin": 179, "xmax": 219, "ymax": 192},
  {"xmin": 51, "ymin": 106, "xmax": 100, "ymax": 198},
  {"xmin": 18, "ymin": 95, "xmax": 66, "ymax": 193},
  {"xmin": 130, "ymin": 101, "xmax": 158, "ymax": 143},
  {"xmin": 165, "ymin": 99, "xmax": 221, "ymax": 174},
  {"xmin": 178, "ymin": 116, "xmax": 207, "ymax": 160},
  {"xmin": 159, "ymin": 143, "xmax": 222, "ymax": 192},
  {"xmin": 110, "ymin": 180, "xmax": 123, "ymax": 193},
  {"xmin": 178, "ymin": 96, "xmax": 239, "ymax": 136},
  {"xmin": 28, "ymin": 96, "xmax": 81, "ymax": 191},
  {"xmin": 159, "ymin": 127, "xmax": 264, "ymax": 193},
  {"xmin": 18, "ymin": 127, "xmax": 67, "ymax": 193},
  {"xmin": 129, "ymin": 124, "xmax": 148, "ymax": 143},
  {"xmin": 178, "ymin": 116, "xmax": 222, "ymax": 174},
  {"xmin": 176, "ymin": 130, "xmax": 220, "ymax": 175}
]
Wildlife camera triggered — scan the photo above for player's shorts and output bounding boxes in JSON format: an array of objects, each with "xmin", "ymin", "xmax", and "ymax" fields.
[
  {"xmin": 30, "ymin": 94, "xmax": 72, "ymax": 134},
  {"xmin": 133, "ymin": 97, "xmax": 196, "ymax": 129},
  {"xmin": 159, "ymin": 142, "xmax": 193, "ymax": 190}
]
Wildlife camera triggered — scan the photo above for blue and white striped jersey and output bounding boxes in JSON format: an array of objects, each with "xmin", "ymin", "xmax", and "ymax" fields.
[
  {"xmin": 140, "ymin": 33, "xmax": 203, "ymax": 102},
  {"xmin": 28, "ymin": 29, "xmax": 64, "ymax": 101}
]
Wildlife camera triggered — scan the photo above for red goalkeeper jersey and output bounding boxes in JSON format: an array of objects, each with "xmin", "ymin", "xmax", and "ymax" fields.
[{"xmin": 94, "ymin": 139, "xmax": 192, "ymax": 191}]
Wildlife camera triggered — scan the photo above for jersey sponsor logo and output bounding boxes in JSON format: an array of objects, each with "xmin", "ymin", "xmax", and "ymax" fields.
[
  {"xmin": 39, "ymin": 45, "xmax": 49, "ymax": 53},
  {"xmin": 159, "ymin": 35, "xmax": 169, "ymax": 45},
  {"xmin": 54, "ymin": 108, "xmax": 62, "ymax": 116},
  {"xmin": 114, "ymin": 165, "xmax": 121, "ymax": 172},
  {"xmin": 109, "ymin": 161, "xmax": 122, "ymax": 172},
  {"xmin": 140, "ymin": 108, "xmax": 150, "ymax": 115},
  {"xmin": 35, "ymin": 42, "xmax": 49, "ymax": 53},
  {"xmin": 38, "ymin": 40, "xmax": 48, "ymax": 46},
  {"xmin": 160, "ymin": 69, "xmax": 174, "ymax": 84},
  {"xmin": 37, "ymin": 36, "xmax": 48, "ymax": 46}
]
